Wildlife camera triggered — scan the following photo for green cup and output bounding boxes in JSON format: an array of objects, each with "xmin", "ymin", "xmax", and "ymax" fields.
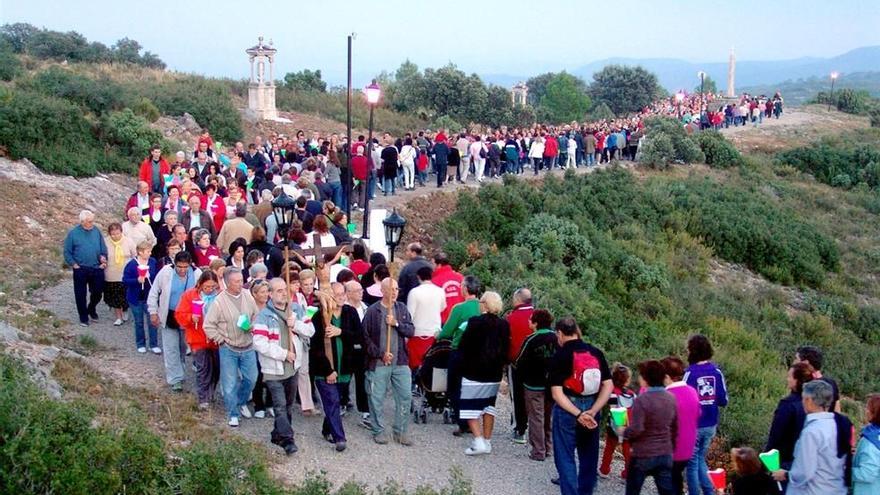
[
  {"xmin": 305, "ymin": 306, "xmax": 319, "ymax": 321},
  {"xmin": 347, "ymin": 223, "xmax": 356, "ymax": 234},
  {"xmin": 610, "ymin": 407, "xmax": 628, "ymax": 427},
  {"xmin": 759, "ymin": 449, "xmax": 780, "ymax": 471}
]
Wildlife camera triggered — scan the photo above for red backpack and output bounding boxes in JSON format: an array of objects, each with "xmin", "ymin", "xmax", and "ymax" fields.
[{"xmin": 564, "ymin": 350, "xmax": 602, "ymax": 396}]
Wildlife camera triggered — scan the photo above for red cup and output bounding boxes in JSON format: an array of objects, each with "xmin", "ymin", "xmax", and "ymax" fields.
[
  {"xmin": 708, "ymin": 468, "xmax": 726, "ymax": 490},
  {"xmin": 137, "ymin": 265, "xmax": 149, "ymax": 278},
  {"xmin": 192, "ymin": 299, "xmax": 203, "ymax": 316}
]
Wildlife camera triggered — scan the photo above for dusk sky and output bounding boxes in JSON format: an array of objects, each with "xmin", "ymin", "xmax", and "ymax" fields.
[{"xmin": 3, "ymin": 0, "xmax": 879, "ymax": 86}]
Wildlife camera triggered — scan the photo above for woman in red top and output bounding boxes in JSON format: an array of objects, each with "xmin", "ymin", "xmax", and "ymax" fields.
[
  {"xmin": 192, "ymin": 229, "xmax": 220, "ymax": 269},
  {"xmin": 176, "ymin": 271, "xmax": 220, "ymax": 408},
  {"xmin": 201, "ymin": 184, "xmax": 227, "ymax": 234},
  {"xmin": 348, "ymin": 240, "xmax": 371, "ymax": 280}
]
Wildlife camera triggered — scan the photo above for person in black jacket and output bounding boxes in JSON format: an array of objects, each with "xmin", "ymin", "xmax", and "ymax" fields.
[
  {"xmin": 432, "ymin": 137, "xmax": 449, "ymax": 188},
  {"xmin": 380, "ymin": 138, "xmax": 399, "ymax": 196},
  {"xmin": 309, "ymin": 282, "xmax": 364, "ymax": 452},
  {"xmin": 766, "ymin": 362, "xmax": 814, "ymax": 471},
  {"xmin": 458, "ymin": 291, "xmax": 510, "ymax": 456},
  {"xmin": 514, "ymin": 309, "xmax": 559, "ymax": 461}
]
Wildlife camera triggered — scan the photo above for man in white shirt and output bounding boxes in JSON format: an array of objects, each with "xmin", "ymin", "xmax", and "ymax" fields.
[
  {"xmin": 406, "ymin": 266, "xmax": 446, "ymax": 373},
  {"xmin": 344, "ymin": 280, "xmax": 371, "ymax": 426}
]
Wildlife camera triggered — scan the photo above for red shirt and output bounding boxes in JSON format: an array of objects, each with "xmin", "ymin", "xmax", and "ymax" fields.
[
  {"xmin": 350, "ymin": 259, "xmax": 370, "ymax": 279},
  {"xmin": 431, "ymin": 264, "xmax": 463, "ymax": 324},
  {"xmin": 201, "ymin": 193, "xmax": 226, "ymax": 234},
  {"xmin": 138, "ymin": 157, "xmax": 170, "ymax": 191},
  {"xmin": 543, "ymin": 136, "xmax": 558, "ymax": 157},
  {"xmin": 352, "ymin": 155, "xmax": 368, "ymax": 181},
  {"xmin": 506, "ymin": 303, "xmax": 534, "ymax": 363}
]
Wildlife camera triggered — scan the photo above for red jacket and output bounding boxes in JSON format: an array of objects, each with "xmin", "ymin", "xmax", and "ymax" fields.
[
  {"xmin": 138, "ymin": 157, "xmax": 170, "ymax": 191},
  {"xmin": 176, "ymin": 288, "xmax": 218, "ymax": 352},
  {"xmin": 543, "ymin": 136, "xmax": 558, "ymax": 157},
  {"xmin": 201, "ymin": 193, "xmax": 226, "ymax": 233},
  {"xmin": 506, "ymin": 303, "xmax": 534, "ymax": 363},
  {"xmin": 352, "ymin": 155, "xmax": 368, "ymax": 181},
  {"xmin": 431, "ymin": 264, "xmax": 463, "ymax": 324}
]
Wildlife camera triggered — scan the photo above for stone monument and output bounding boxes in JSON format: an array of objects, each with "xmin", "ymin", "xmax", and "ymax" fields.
[
  {"xmin": 246, "ymin": 37, "xmax": 278, "ymax": 120},
  {"xmin": 511, "ymin": 82, "xmax": 529, "ymax": 106},
  {"xmin": 727, "ymin": 47, "xmax": 736, "ymax": 98}
]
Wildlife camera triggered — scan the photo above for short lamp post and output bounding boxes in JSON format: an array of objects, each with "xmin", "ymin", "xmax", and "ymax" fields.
[
  {"xmin": 382, "ymin": 208, "xmax": 406, "ymax": 263},
  {"xmin": 829, "ymin": 72, "xmax": 839, "ymax": 111},
  {"xmin": 362, "ymin": 80, "xmax": 381, "ymax": 239},
  {"xmin": 271, "ymin": 190, "xmax": 297, "ymax": 287}
]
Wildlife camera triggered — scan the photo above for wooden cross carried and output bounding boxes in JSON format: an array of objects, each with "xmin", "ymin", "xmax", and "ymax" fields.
[{"xmin": 283, "ymin": 233, "xmax": 350, "ymax": 267}]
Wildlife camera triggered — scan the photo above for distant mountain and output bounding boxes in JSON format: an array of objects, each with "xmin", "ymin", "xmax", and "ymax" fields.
[
  {"xmin": 740, "ymin": 71, "xmax": 880, "ymax": 106},
  {"xmin": 480, "ymin": 46, "xmax": 880, "ymax": 94}
]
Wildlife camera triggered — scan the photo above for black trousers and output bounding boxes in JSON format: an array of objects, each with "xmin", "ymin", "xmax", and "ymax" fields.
[
  {"xmin": 340, "ymin": 366, "xmax": 369, "ymax": 413},
  {"xmin": 509, "ymin": 366, "xmax": 528, "ymax": 435},
  {"xmin": 265, "ymin": 375, "xmax": 297, "ymax": 447},
  {"xmin": 73, "ymin": 266, "xmax": 104, "ymax": 323}
]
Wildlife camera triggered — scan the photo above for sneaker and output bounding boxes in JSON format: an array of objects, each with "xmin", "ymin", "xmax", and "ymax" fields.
[
  {"xmin": 551, "ymin": 477, "xmax": 560, "ymax": 486},
  {"xmin": 373, "ymin": 433, "xmax": 389, "ymax": 444},
  {"xmin": 360, "ymin": 413, "xmax": 372, "ymax": 429},
  {"xmin": 137, "ymin": 347, "xmax": 147, "ymax": 353},
  {"xmin": 89, "ymin": 312, "xmax": 99, "ymax": 321},
  {"xmin": 239, "ymin": 405, "xmax": 253, "ymax": 419},
  {"xmin": 512, "ymin": 432, "xmax": 527, "ymax": 444},
  {"xmin": 150, "ymin": 347, "xmax": 162, "ymax": 355},
  {"xmin": 113, "ymin": 318, "xmax": 123, "ymax": 326},
  {"xmin": 465, "ymin": 437, "xmax": 491, "ymax": 456},
  {"xmin": 79, "ymin": 321, "xmax": 89, "ymax": 327},
  {"xmin": 254, "ymin": 410, "xmax": 266, "ymax": 419},
  {"xmin": 393, "ymin": 433, "xmax": 413, "ymax": 446},
  {"xmin": 171, "ymin": 382, "xmax": 183, "ymax": 392},
  {"xmin": 335, "ymin": 441, "xmax": 347, "ymax": 452},
  {"xmin": 284, "ymin": 441, "xmax": 299, "ymax": 455},
  {"xmin": 529, "ymin": 453, "xmax": 546, "ymax": 462},
  {"xmin": 228, "ymin": 416, "xmax": 239, "ymax": 427},
  {"xmin": 267, "ymin": 407, "xmax": 275, "ymax": 418},
  {"xmin": 122, "ymin": 312, "xmax": 129, "ymax": 322},
  {"xmin": 324, "ymin": 433, "xmax": 335, "ymax": 443}
]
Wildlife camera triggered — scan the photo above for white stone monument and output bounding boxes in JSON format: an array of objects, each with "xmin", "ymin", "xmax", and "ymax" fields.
[
  {"xmin": 727, "ymin": 47, "xmax": 736, "ymax": 98},
  {"xmin": 511, "ymin": 82, "xmax": 529, "ymax": 106},
  {"xmin": 246, "ymin": 37, "xmax": 278, "ymax": 120}
]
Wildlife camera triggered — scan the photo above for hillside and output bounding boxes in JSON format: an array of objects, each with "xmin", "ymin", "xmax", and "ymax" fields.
[{"xmin": 741, "ymin": 71, "xmax": 880, "ymax": 106}]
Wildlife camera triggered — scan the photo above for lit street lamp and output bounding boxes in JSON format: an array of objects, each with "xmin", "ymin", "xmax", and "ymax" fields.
[
  {"xmin": 829, "ymin": 72, "xmax": 839, "ymax": 111},
  {"xmin": 270, "ymin": 190, "xmax": 297, "ymax": 287},
  {"xmin": 382, "ymin": 208, "xmax": 407, "ymax": 262},
  {"xmin": 361, "ymin": 80, "xmax": 381, "ymax": 239}
]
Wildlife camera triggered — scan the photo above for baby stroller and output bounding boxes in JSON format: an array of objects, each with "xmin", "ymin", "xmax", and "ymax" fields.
[{"xmin": 412, "ymin": 339, "xmax": 453, "ymax": 424}]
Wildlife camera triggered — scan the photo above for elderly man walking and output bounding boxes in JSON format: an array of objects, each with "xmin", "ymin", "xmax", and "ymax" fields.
[
  {"xmin": 364, "ymin": 278, "xmax": 416, "ymax": 445},
  {"xmin": 203, "ymin": 267, "xmax": 259, "ymax": 427},
  {"xmin": 64, "ymin": 210, "xmax": 108, "ymax": 327}
]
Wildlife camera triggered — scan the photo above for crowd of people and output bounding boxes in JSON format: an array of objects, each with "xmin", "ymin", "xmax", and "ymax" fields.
[{"xmin": 59, "ymin": 88, "xmax": 875, "ymax": 495}]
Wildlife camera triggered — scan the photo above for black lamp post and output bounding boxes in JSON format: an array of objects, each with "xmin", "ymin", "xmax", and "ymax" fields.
[
  {"xmin": 345, "ymin": 33, "xmax": 355, "ymax": 221},
  {"xmin": 362, "ymin": 79, "xmax": 381, "ymax": 239},
  {"xmin": 697, "ymin": 71, "xmax": 706, "ymax": 126},
  {"xmin": 271, "ymin": 191, "xmax": 297, "ymax": 287},
  {"xmin": 829, "ymin": 72, "xmax": 839, "ymax": 111},
  {"xmin": 382, "ymin": 208, "xmax": 407, "ymax": 262}
]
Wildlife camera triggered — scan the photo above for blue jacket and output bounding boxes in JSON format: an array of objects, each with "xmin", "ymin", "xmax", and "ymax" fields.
[
  {"xmin": 122, "ymin": 258, "xmax": 159, "ymax": 304},
  {"xmin": 683, "ymin": 361, "xmax": 728, "ymax": 428},
  {"xmin": 766, "ymin": 392, "xmax": 806, "ymax": 470},
  {"xmin": 433, "ymin": 142, "xmax": 449, "ymax": 166},
  {"xmin": 63, "ymin": 225, "xmax": 107, "ymax": 268},
  {"xmin": 854, "ymin": 425, "xmax": 880, "ymax": 495}
]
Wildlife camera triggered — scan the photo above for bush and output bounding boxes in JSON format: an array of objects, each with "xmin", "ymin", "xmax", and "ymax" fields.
[
  {"xmin": 513, "ymin": 213, "xmax": 592, "ymax": 268},
  {"xmin": 640, "ymin": 132, "xmax": 676, "ymax": 169},
  {"xmin": 776, "ymin": 137, "xmax": 880, "ymax": 189},
  {"xmin": 26, "ymin": 66, "xmax": 131, "ymax": 115},
  {"xmin": 100, "ymin": 109, "xmax": 163, "ymax": 160},
  {"xmin": 830, "ymin": 173, "xmax": 853, "ymax": 189},
  {"xmin": 140, "ymin": 76, "xmax": 242, "ymax": 142},
  {"xmin": 132, "ymin": 96, "xmax": 160, "ymax": 122},
  {"xmin": 696, "ymin": 130, "xmax": 742, "ymax": 168},
  {"xmin": 0, "ymin": 44, "xmax": 21, "ymax": 81},
  {"xmin": 641, "ymin": 116, "xmax": 705, "ymax": 167}
]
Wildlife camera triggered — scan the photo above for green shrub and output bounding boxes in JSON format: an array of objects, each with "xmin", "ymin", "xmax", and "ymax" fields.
[
  {"xmin": 0, "ymin": 44, "xmax": 21, "ymax": 81},
  {"xmin": 642, "ymin": 116, "xmax": 705, "ymax": 166},
  {"xmin": 513, "ymin": 213, "xmax": 592, "ymax": 268},
  {"xmin": 132, "ymin": 96, "xmax": 160, "ymax": 122},
  {"xmin": 140, "ymin": 76, "xmax": 242, "ymax": 142},
  {"xmin": 831, "ymin": 173, "xmax": 853, "ymax": 189},
  {"xmin": 776, "ymin": 138, "xmax": 880, "ymax": 189},
  {"xmin": 640, "ymin": 132, "xmax": 676, "ymax": 169},
  {"xmin": 696, "ymin": 130, "xmax": 742, "ymax": 168},
  {"xmin": 25, "ymin": 66, "xmax": 131, "ymax": 115},
  {"xmin": 100, "ymin": 108, "xmax": 163, "ymax": 160}
]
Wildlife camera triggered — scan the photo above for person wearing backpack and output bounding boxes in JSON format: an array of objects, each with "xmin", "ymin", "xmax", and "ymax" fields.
[{"xmin": 548, "ymin": 316, "xmax": 613, "ymax": 495}]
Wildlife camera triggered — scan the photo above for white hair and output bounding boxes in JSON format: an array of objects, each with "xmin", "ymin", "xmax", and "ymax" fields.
[
  {"xmin": 261, "ymin": 189, "xmax": 273, "ymax": 202},
  {"xmin": 79, "ymin": 210, "xmax": 95, "ymax": 222},
  {"xmin": 176, "ymin": 151, "xmax": 186, "ymax": 158}
]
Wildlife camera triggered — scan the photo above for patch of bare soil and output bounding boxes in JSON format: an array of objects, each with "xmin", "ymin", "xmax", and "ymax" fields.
[{"xmin": 721, "ymin": 105, "xmax": 870, "ymax": 153}]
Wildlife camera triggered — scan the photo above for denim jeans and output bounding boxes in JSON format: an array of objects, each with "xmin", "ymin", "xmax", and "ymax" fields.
[
  {"xmin": 366, "ymin": 365, "xmax": 412, "ymax": 436},
  {"xmin": 328, "ymin": 181, "xmax": 342, "ymax": 206},
  {"xmin": 72, "ymin": 266, "xmax": 104, "ymax": 323},
  {"xmin": 586, "ymin": 153, "xmax": 595, "ymax": 166},
  {"xmin": 219, "ymin": 346, "xmax": 258, "ymax": 419},
  {"xmin": 552, "ymin": 396, "xmax": 601, "ymax": 495},
  {"xmin": 130, "ymin": 301, "xmax": 157, "ymax": 348},
  {"xmin": 315, "ymin": 379, "xmax": 346, "ymax": 442},
  {"xmin": 687, "ymin": 426, "xmax": 716, "ymax": 495},
  {"xmin": 192, "ymin": 348, "xmax": 219, "ymax": 404},
  {"xmin": 626, "ymin": 455, "xmax": 675, "ymax": 495},
  {"xmin": 162, "ymin": 326, "xmax": 186, "ymax": 385},
  {"xmin": 265, "ymin": 375, "xmax": 297, "ymax": 447},
  {"xmin": 382, "ymin": 177, "xmax": 395, "ymax": 196}
]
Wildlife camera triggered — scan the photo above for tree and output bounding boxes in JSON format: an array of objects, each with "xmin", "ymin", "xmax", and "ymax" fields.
[
  {"xmin": 586, "ymin": 101, "xmax": 615, "ymax": 121},
  {"xmin": 694, "ymin": 75, "xmax": 718, "ymax": 95},
  {"xmin": 112, "ymin": 38, "xmax": 142, "ymax": 64},
  {"xmin": 0, "ymin": 22, "xmax": 39, "ymax": 53},
  {"xmin": 525, "ymin": 72, "xmax": 555, "ymax": 107},
  {"xmin": 539, "ymin": 72, "xmax": 591, "ymax": 123},
  {"xmin": 588, "ymin": 65, "xmax": 665, "ymax": 115},
  {"xmin": 282, "ymin": 69, "xmax": 327, "ymax": 92}
]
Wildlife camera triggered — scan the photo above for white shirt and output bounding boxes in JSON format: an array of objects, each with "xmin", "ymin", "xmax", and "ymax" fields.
[
  {"xmin": 406, "ymin": 281, "xmax": 447, "ymax": 338},
  {"xmin": 346, "ymin": 301, "xmax": 369, "ymax": 322}
]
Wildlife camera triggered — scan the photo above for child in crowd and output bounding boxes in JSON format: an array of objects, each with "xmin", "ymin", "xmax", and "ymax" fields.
[
  {"xmin": 599, "ymin": 363, "xmax": 636, "ymax": 478},
  {"xmin": 730, "ymin": 447, "xmax": 776, "ymax": 494}
]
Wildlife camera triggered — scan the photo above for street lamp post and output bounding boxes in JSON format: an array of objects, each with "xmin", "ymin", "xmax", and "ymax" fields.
[
  {"xmin": 829, "ymin": 72, "xmax": 839, "ymax": 111},
  {"xmin": 697, "ymin": 71, "xmax": 706, "ymax": 127},
  {"xmin": 345, "ymin": 33, "xmax": 354, "ymax": 221},
  {"xmin": 362, "ymin": 80, "xmax": 381, "ymax": 239},
  {"xmin": 382, "ymin": 208, "xmax": 407, "ymax": 262},
  {"xmin": 270, "ymin": 191, "xmax": 297, "ymax": 288}
]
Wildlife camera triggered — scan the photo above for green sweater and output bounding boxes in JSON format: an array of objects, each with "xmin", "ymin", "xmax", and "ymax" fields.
[{"xmin": 437, "ymin": 299, "xmax": 480, "ymax": 349}]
